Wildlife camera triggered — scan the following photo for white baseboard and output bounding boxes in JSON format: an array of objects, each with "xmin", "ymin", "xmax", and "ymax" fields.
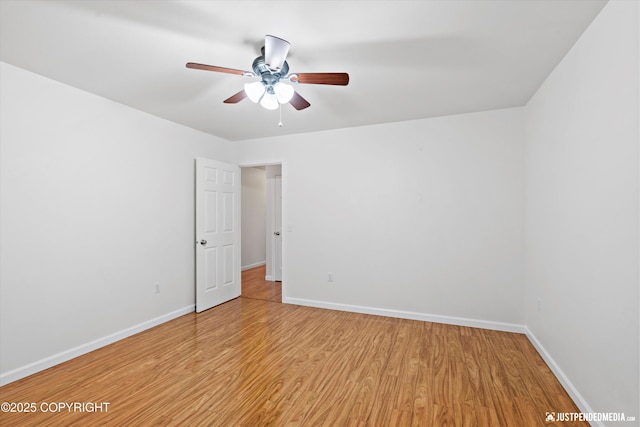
[
  {"xmin": 265, "ymin": 275, "xmax": 275, "ymax": 281},
  {"xmin": 283, "ymin": 297, "xmax": 526, "ymax": 333},
  {"xmin": 524, "ymin": 327, "xmax": 602, "ymax": 427},
  {"xmin": 241, "ymin": 261, "xmax": 266, "ymax": 271},
  {"xmin": 0, "ymin": 305, "xmax": 195, "ymax": 386}
]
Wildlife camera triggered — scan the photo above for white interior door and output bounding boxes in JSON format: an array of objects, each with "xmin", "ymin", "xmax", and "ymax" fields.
[
  {"xmin": 274, "ymin": 175, "xmax": 282, "ymax": 282},
  {"xmin": 195, "ymin": 158, "xmax": 241, "ymax": 313}
]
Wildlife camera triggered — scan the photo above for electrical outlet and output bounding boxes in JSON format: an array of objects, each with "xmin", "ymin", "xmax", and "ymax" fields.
[
  {"xmin": 537, "ymin": 298, "xmax": 542, "ymax": 312},
  {"xmin": 328, "ymin": 272, "xmax": 334, "ymax": 283},
  {"xmin": 154, "ymin": 282, "xmax": 161, "ymax": 294}
]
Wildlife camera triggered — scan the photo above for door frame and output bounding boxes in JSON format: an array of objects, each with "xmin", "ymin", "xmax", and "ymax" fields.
[
  {"xmin": 239, "ymin": 161, "xmax": 285, "ymax": 296},
  {"xmin": 273, "ymin": 174, "xmax": 282, "ymax": 282}
]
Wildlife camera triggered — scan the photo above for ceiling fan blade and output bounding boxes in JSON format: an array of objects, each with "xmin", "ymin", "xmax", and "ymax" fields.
[
  {"xmin": 264, "ymin": 35, "xmax": 290, "ymax": 71},
  {"xmin": 291, "ymin": 73, "xmax": 349, "ymax": 86},
  {"xmin": 186, "ymin": 62, "xmax": 247, "ymax": 76},
  {"xmin": 290, "ymin": 91, "xmax": 311, "ymax": 111},
  {"xmin": 223, "ymin": 90, "xmax": 248, "ymax": 104}
]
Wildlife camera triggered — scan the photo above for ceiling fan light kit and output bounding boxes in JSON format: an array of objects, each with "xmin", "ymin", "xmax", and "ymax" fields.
[
  {"xmin": 186, "ymin": 34, "xmax": 349, "ymax": 116},
  {"xmin": 243, "ymin": 80, "xmax": 294, "ymax": 109}
]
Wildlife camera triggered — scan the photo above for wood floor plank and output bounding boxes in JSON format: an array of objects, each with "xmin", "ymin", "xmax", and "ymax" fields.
[
  {"xmin": 395, "ymin": 324, "xmax": 423, "ymax": 413},
  {"xmin": 0, "ymin": 297, "xmax": 588, "ymax": 427},
  {"xmin": 367, "ymin": 374, "xmax": 400, "ymax": 425},
  {"xmin": 431, "ymin": 334, "xmax": 452, "ymax": 407},
  {"xmin": 411, "ymin": 367, "xmax": 434, "ymax": 426},
  {"xmin": 433, "ymin": 403, "xmax": 456, "ymax": 426}
]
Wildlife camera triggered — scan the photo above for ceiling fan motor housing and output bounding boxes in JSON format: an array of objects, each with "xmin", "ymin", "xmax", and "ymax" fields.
[{"xmin": 252, "ymin": 55, "xmax": 289, "ymax": 88}]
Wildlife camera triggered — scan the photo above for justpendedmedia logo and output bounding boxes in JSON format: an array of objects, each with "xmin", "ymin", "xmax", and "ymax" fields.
[{"xmin": 545, "ymin": 411, "xmax": 636, "ymax": 423}]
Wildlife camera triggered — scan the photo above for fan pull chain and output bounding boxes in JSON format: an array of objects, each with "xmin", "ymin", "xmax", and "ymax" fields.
[{"xmin": 278, "ymin": 103, "xmax": 283, "ymax": 127}]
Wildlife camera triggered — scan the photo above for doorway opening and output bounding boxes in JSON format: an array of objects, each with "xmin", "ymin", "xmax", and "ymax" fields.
[{"xmin": 240, "ymin": 164, "xmax": 283, "ymax": 303}]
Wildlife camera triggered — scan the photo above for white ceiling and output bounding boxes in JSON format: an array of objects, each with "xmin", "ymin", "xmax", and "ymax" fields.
[{"xmin": 0, "ymin": 0, "xmax": 607, "ymax": 141}]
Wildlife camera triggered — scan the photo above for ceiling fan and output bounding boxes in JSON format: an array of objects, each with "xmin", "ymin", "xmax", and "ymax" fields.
[{"xmin": 186, "ymin": 35, "xmax": 349, "ymax": 111}]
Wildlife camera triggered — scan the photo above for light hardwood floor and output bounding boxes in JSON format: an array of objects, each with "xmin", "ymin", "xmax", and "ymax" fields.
[
  {"xmin": 242, "ymin": 265, "xmax": 282, "ymax": 302},
  {"xmin": 0, "ymin": 294, "xmax": 585, "ymax": 426}
]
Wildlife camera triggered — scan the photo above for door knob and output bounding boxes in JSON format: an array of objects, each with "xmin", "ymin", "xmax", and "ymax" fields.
[
  {"xmin": 199, "ymin": 239, "xmax": 207, "ymax": 246},
  {"xmin": 274, "ymin": 232, "xmax": 281, "ymax": 236}
]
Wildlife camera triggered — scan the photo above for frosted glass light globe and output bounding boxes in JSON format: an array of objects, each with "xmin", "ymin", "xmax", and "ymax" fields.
[
  {"xmin": 274, "ymin": 82, "xmax": 294, "ymax": 104},
  {"xmin": 260, "ymin": 92, "xmax": 279, "ymax": 110},
  {"xmin": 244, "ymin": 81, "xmax": 265, "ymax": 103}
]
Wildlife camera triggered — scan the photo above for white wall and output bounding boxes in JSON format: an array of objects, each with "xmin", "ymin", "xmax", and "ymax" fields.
[
  {"xmin": 524, "ymin": 0, "xmax": 639, "ymax": 420},
  {"xmin": 234, "ymin": 108, "xmax": 525, "ymax": 328},
  {"xmin": 0, "ymin": 62, "xmax": 232, "ymax": 381},
  {"xmin": 240, "ymin": 167, "xmax": 266, "ymax": 269}
]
